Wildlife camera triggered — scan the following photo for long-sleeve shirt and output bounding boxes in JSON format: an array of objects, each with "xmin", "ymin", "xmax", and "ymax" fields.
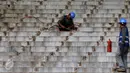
[
  {"xmin": 57, "ymin": 15, "xmax": 74, "ymax": 29},
  {"xmin": 119, "ymin": 26, "xmax": 129, "ymax": 48},
  {"xmin": 121, "ymin": 27, "xmax": 127, "ymax": 44}
]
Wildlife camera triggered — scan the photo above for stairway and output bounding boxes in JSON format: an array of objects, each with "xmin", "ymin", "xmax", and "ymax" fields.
[{"xmin": 0, "ymin": 0, "xmax": 129, "ymax": 73}]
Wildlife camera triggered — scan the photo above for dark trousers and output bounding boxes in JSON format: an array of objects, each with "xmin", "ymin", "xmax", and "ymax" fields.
[{"xmin": 116, "ymin": 44, "xmax": 128, "ymax": 68}]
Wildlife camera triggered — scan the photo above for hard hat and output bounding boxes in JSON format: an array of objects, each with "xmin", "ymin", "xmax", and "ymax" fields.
[
  {"xmin": 69, "ymin": 12, "xmax": 75, "ymax": 19},
  {"xmin": 119, "ymin": 18, "xmax": 127, "ymax": 24}
]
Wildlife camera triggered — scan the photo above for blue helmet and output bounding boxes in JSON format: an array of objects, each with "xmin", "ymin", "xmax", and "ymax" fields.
[
  {"xmin": 70, "ymin": 12, "xmax": 75, "ymax": 19},
  {"xmin": 119, "ymin": 18, "xmax": 127, "ymax": 24}
]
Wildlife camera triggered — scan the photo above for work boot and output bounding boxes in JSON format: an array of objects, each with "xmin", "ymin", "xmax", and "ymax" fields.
[
  {"xmin": 112, "ymin": 63, "xmax": 119, "ymax": 71},
  {"xmin": 117, "ymin": 68, "xmax": 126, "ymax": 72},
  {"xmin": 112, "ymin": 68, "xmax": 116, "ymax": 71}
]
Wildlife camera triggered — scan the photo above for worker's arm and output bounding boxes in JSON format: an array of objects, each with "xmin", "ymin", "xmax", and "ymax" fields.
[
  {"xmin": 57, "ymin": 16, "xmax": 66, "ymax": 28},
  {"xmin": 121, "ymin": 27, "xmax": 127, "ymax": 44},
  {"xmin": 67, "ymin": 19, "xmax": 75, "ymax": 28},
  {"xmin": 68, "ymin": 21, "xmax": 78, "ymax": 30}
]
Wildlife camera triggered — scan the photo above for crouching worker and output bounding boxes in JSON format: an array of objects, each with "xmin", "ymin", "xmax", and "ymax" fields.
[
  {"xmin": 57, "ymin": 12, "xmax": 77, "ymax": 31},
  {"xmin": 115, "ymin": 18, "xmax": 129, "ymax": 72}
]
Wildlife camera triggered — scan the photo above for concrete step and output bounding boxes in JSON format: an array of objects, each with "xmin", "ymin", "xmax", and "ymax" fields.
[
  {"xmin": 14, "ymin": 5, "xmax": 36, "ymax": 9},
  {"xmin": 9, "ymin": 61, "xmax": 115, "ymax": 68},
  {"xmin": 35, "ymin": 9, "xmax": 60, "ymax": 13},
  {"xmin": 104, "ymin": 0, "xmax": 124, "ymax": 2},
  {"xmin": 0, "ymin": 67, "xmax": 114, "ymax": 72},
  {"xmin": 2, "ymin": 27, "xmax": 125, "ymax": 32},
  {"xmin": 41, "ymin": 2, "xmax": 67, "ymax": 5},
  {"xmin": 0, "ymin": 36, "xmax": 119, "ymax": 42},
  {"xmin": 73, "ymin": 0, "xmax": 90, "ymax": 1},
  {"xmin": 0, "ymin": 46, "xmax": 115, "ymax": 53},
  {"xmin": 103, "ymin": 2, "xmax": 125, "ymax": 5},
  {"xmin": 0, "ymin": 55, "xmax": 117, "ymax": 62},
  {"xmin": 47, "ymin": 0, "xmax": 71, "ymax": 1},
  {"xmin": 28, "ymin": 52, "xmax": 119, "ymax": 56},
  {"xmin": 86, "ymin": 18, "xmax": 116, "ymax": 23},
  {"xmin": 0, "ymin": 40, "xmax": 120, "ymax": 45},
  {"xmin": 0, "ymin": 31, "xmax": 120, "ymax": 37},
  {"xmin": 68, "ymin": 5, "xmax": 86, "ymax": 9},
  {"xmin": 0, "ymin": 52, "xmax": 119, "ymax": 57},
  {"xmin": 62, "ymin": 9, "xmax": 87, "ymax": 14},
  {"xmin": 98, "ymin": 9, "xmax": 122, "ymax": 13},
  {"xmin": 102, "ymin": 4, "xmax": 124, "ymax": 9}
]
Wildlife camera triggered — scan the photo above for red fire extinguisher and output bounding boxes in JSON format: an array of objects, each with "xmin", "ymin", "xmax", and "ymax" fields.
[{"xmin": 107, "ymin": 39, "xmax": 112, "ymax": 52}]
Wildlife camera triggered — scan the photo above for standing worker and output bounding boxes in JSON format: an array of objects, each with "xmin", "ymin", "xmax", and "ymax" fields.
[{"xmin": 115, "ymin": 18, "xmax": 129, "ymax": 72}]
